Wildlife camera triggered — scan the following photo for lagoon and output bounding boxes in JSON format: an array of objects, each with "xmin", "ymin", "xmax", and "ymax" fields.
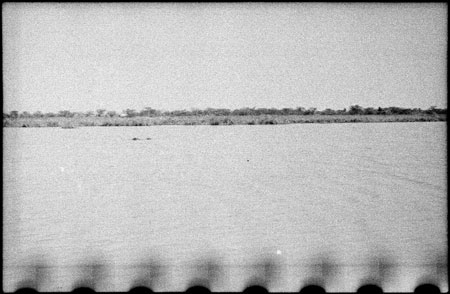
[{"xmin": 3, "ymin": 122, "xmax": 447, "ymax": 292}]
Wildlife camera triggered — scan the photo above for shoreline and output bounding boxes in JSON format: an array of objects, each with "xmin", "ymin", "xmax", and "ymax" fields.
[{"xmin": 3, "ymin": 114, "xmax": 446, "ymax": 128}]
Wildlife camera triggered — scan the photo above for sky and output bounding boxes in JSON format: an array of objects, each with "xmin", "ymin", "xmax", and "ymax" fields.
[{"xmin": 2, "ymin": 3, "xmax": 447, "ymax": 113}]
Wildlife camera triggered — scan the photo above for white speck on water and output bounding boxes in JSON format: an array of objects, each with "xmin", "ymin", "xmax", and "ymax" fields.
[
  {"xmin": 276, "ymin": 250, "xmax": 282, "ymax": 255},
  {"xmin": 60, "ymin": 167, "xmax": 64, "ymax": 172}
]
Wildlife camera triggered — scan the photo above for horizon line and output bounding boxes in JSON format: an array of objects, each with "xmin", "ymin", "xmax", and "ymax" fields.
[{"xmin": 3, "ymin": 105, "xmax": 447, "ymax": 115}]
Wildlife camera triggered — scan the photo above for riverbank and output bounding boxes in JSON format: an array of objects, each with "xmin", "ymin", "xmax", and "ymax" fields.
[{"xmin": 3, "ymin": 114, "xmax": 446, "ymax": 128}]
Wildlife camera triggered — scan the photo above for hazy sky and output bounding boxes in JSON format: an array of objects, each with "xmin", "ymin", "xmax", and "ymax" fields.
[{"xmin": 2, "ymin": 3, "xmax": 447, "ymax": 113}]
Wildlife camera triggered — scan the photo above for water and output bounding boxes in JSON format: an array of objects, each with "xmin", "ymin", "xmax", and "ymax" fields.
[{"xmin": 3, "ymin": 122, "xmax": 447, "ymax": 292}]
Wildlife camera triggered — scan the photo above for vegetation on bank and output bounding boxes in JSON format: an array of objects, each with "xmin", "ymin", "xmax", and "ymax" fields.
[
  {"xmin": 3, "ymin": 114, "xmax": 446, "ymax": 128},
  {"xmin": 3, "ymin": 106, "xmax": 446, "ymax": 127}
]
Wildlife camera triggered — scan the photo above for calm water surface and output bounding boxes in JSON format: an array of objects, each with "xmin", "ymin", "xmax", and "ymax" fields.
[{"xmin": 3, "ymin": 122, "xmax": 447, "ymax": 292}]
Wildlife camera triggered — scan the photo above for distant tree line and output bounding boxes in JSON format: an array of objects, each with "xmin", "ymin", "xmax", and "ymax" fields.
[{"xmin": 3, "ymin": 105, "xmax": 447, "ymax": 119}]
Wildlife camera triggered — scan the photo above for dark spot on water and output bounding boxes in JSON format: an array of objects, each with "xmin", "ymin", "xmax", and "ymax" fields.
[
  {"xmin": 146, "ymin": 138, "xmax": 151, "ymax": 140},
  {"xmin": 132, "ymin": 138, "xmax": 139, "ymax": 140}
]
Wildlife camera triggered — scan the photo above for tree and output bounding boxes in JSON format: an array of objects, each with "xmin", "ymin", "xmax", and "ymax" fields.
[
  {"xmin": 96, "ymin": 109, "xmax": 106, "ymax": 117},
  {"xmin": 233, "ymin": 107, "xmax": 255, "ymax": 116},
  {"xmin": 215, "ymin": 108, "xmax": 231, "ymax": 116},
  {"xmin": 190, "ymin": 108, "xmax": 203, "ymax": 116},
  {"xmin": 141, "ymin": 107, "xmax": 160, "ymax": 117},
  {"xmin": 58, "ymin": 110, "xmax": 73, "ymax": 117},
  {"xmin": 253, "ymin": 108, "xmax": 267, "ymax": 115},
  {"xmin": 9, "ymin": 111, "xmax": 19, "ymax": 119},
  {"xmin": 72, "ymin": 112, "xmax": 84, "ymax": 118},
  {"xmin": 321, "ymin": 108, "xmax": 336, "ymax": 115},
  {"xmin": 20, "ymin": 111, "xmax": 31, "ymax": 118},
  {"xmin": 295, "ymin": 107, "xmax": 306, "ymax": 115},
  {"xmin": 397, "ymin": 108, "xmax": 412, "ymax": 115},
  {"xmin": 363, "ymin": 107, "xmax": 376, "ymax": 115},
  {"xmin": 425, "ymin": 106, "xmax": 437, "ymax": 115},
  {"xmin": 377, "ymin": 107, "xmax": 385, "ymax": 115},
  {"xmin": 304, "ymin": 107, "xmax": 317, "ymax": 115},
  {"xmin": 348, "ymin": 105, "xmax": 364, "ymax": 115},
  {"xmin": 334, "ymin": 108, "xmax": 347, "ymax": 115},
  {"xmin": 125, "ymin": 109, "xmax": 138, "ymax": 117},
  {"xmin": 281, "ymin": 108, "xmax": 295, "ymax": 115},
  {"xmin": 32, "ymin": 111, "xmax": 44, "ymax": 118},
  {"xmin": 203, "ymin": 108, "xmax": 214, "ymax": 115},
  {"xmin": 106, "ymin": 111, "xmax": 118, "ymax": 117}
]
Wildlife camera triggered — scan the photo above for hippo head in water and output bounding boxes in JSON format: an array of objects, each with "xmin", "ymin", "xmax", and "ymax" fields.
[{"xmin": 133, "ymin": 137, "xmax": 151, "ymax": 141}]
